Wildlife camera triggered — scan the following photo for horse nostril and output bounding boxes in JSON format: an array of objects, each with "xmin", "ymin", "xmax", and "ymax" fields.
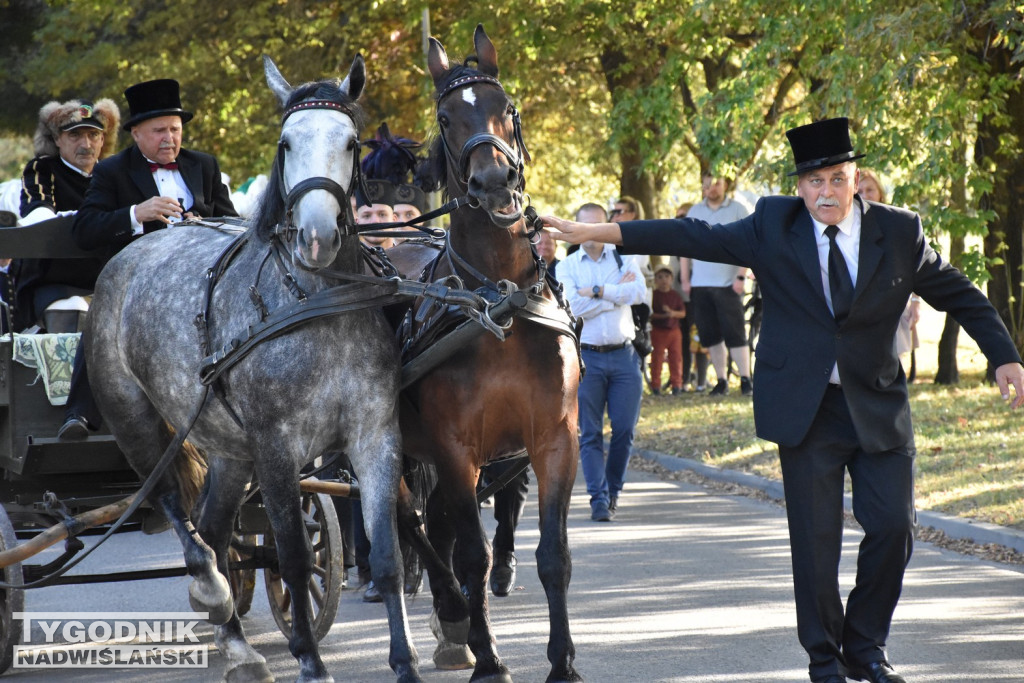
[
  {"xmin": 506, "ymin": 167, "xmax": 518, "ymax": 187},
  {"xmin": 468, "ymin": 175, "xmax": 484, "ymax": 196}
]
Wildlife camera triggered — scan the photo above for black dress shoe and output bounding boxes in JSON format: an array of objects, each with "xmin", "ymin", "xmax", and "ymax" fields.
[
  {"xmin": 848, "ymin": 660, "xmax": 906, "ymax": 683},
  {"xmin": 813, "ymin": 676, "xmax": 847, "ymax": 683},
  {"xmin": 490, "ymin": 551, "xmax": 517, "ymax": 597},
  {"xmin": 57, "ymin": 416, "xmax": 89, "ymax": 440}
]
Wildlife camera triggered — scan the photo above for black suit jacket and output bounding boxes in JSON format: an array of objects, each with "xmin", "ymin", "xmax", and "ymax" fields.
[
  {"xmin": 72, "ymin": 145, "xmax": 236, "ymax": 256},
  {"xmin": 622, "ymin": 196, "xmax": 1021, "ymax": 452}
]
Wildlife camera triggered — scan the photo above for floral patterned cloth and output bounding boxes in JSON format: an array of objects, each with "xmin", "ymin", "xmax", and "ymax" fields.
[{"xmin": 11, "ymin": 333, "xmax": 79, "ymax": 406}]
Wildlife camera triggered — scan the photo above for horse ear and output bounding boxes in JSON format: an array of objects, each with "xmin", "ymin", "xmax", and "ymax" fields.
[
  {"xmin": 263, "ymin": 55, "xmax": 293, "ymax": 108},
  {"xmin": 473, "ymin": 24, "xmax": 499, "ymax": 77},
  {"xmin": 341, "ymin": 54, "xmax": 366, "ymax": 100},
  {"xmin": 427, "ymin": 37, "xmax": 449, "ymax": 85}
]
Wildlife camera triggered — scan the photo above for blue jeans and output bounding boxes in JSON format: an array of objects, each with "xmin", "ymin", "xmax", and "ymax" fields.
[{"xmin": 578, "ymin": 345, "xmax": 643, "ymax": 508}]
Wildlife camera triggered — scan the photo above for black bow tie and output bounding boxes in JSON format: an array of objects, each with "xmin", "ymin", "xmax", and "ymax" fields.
[{"xmin": 148, "ymin": 161, "xmax": 178, "ymax": 172}]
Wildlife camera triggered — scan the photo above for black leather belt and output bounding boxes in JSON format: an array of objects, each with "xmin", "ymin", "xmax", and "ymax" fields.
[{"xmin": 580, "ymin": 341, "xmax": 629, "ymax": 353}]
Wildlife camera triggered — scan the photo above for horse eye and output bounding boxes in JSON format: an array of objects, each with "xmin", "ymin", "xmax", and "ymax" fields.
[
  {"xmin": 347, "ymin": 138, "xmax": 359, "ymax": 151},
  {"xmin": 279, "ymin": 139, "xmax": 291, "ymax": 151},
  {"xmin": 505, "ymin": 104, "xmax": 514, "ymax": 117},
  {"xmin": 437, "ymin": 113, "xmax": 449, "ymax": 128}
]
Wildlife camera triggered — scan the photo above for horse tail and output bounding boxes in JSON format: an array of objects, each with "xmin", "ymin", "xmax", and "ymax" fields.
[{"xmin": 163, "ymin": 422, "xmax": 209, "ymax": 513}]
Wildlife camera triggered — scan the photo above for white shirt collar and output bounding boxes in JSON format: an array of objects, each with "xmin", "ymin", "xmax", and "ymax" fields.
[
  {"xmin": 810, "ymin": 200, "xmax": 860, "ymax": 239},
  {"xmin": 59, "ymin": 156, "xmax": 92, "ymax": 178}
]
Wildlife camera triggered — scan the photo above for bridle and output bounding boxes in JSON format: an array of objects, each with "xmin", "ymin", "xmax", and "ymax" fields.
[
  {"xmin": 435, "ymin": 74, "xmax": 530, "ymax": 193},
  {"xmin": 272, "ymin": 99, "xmax": 365, "ymax": 242}
]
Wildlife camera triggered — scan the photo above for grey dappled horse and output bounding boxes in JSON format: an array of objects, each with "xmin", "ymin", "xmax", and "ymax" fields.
[{"xmin": 85, "ymin": 56, "xmax": 421, "ymax": 682}]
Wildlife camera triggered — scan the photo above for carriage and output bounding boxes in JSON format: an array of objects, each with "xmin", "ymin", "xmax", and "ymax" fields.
[
  {"xmin": 0, "ymin": 28, "xmax": 582, "ymax": 683},
  {"xmin": 0, "ymin": 215, "xmax": 353, "ymax": 675}
]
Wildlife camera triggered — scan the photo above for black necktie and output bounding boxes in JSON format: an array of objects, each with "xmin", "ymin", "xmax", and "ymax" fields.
[{"xmin": 825, "ymin": 224, "xmax": 854, "ymax": 324}]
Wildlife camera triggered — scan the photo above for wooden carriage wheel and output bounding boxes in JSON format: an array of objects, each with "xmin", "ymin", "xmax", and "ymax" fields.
[
  {"xmin": 262, "ymin": 490, "xmax": 342, "ymax": 641},
  {"xmin": 228, "ymin": 533, "xmax": 258, "ymax": 618},
  {"xmin": 0, "ymin": 507, "xmax": 24, "ymax": 674}
]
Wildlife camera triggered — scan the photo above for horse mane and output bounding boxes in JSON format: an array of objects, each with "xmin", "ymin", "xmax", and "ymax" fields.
[{"xmin": 252, "ymin": 78, "xmax": 367, "ymax": 241}]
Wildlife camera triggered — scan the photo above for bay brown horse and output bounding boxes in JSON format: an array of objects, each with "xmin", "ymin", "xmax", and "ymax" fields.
[{"xmin": 388, "ymin": 24, "xmax": 582, "ymax": 683}]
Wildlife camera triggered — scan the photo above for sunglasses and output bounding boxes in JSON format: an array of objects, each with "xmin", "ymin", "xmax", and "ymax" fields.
[{"xmin": 609, "ymin": 208, "xmax": 624, "ymax": 217}]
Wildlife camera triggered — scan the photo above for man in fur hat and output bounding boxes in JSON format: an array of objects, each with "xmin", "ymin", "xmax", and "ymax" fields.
[
  {"xmin": 20, "ymin": 98, "xmax": 120, "ymax": 224},
  {"xmin": 59, "ymin": 79, "xmax": 235, "ymax": 440},
  {"xmin": 14, "ymin": 98, "xmax": 120, "ymax": 332}
]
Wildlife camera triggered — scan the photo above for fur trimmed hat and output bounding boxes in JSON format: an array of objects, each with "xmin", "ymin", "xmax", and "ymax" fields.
[{"xmin": 33, "ymin": 98, "xmax": 121, "ymax": 159}]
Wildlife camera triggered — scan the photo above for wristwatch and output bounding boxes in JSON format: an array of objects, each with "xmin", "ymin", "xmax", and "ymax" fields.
[{"xmin": 592, "ymin": 285, "xmax": 602, "ymax": 298}]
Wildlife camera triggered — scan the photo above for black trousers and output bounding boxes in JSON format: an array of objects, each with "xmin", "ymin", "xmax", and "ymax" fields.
[
  {"xmin": 483, "ymin": 459, "xmax": 529, "ymax": 555},
  {"xmin": 778, "ymin": 385, "xmax": 915, "ymax": 681},
  {"xmin": 64, "ymin": 341, "xmax": 102, "ymax": 429}
]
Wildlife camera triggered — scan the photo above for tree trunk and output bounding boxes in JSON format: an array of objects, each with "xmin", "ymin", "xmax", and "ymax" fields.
[
  {"xmin": 934, "ymin": 233, "xmax": 964, "ymax": 384},
  {"xmin": 974, "ymin": 38, "xmax": 1024, "ymax": 369}
]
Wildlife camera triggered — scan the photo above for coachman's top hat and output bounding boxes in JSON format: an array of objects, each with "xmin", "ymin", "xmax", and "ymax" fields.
[
  {"xmin": 122, "ymin": 79, "xmax": 194, "ymax": 131},
  {"xmin": 785, "ymin": 117, "xmax": 864, "ymax": 176}
]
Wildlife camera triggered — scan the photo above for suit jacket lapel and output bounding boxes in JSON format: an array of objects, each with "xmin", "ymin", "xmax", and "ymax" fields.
[
  {"xmin": 176, "ymin": 153, "xmax": 204, "ymax": 212},
  {"xmin": 854, "ymin": 198, "xmax": 884, "ymax": 305},
  {"xmin": 128, "ymin": 146, "xmax": 159, "ymax": 200},
  {"xmin": 787, "ymin": 210, "xmax": 830, "ymax": 313}
]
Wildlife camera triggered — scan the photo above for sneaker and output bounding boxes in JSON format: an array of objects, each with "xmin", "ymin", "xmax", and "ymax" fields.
[
  {"xmin": 590, "ymin": 502, "xmax": 613, "ymax": 522},
  {"xmin": 708, "ymin": 379, "xmax": 729, "ymax": 396},
  {"xmin": 695, "ymin": 384, "xmax": 706, "ymax": 392},
  {"xmin": 740, "ymin": 377, "xmax": 753, "ymax": 396},
  {"xmin": 608, "ymin": 495, "xmax": 618, "ymax": 513},
  {"xmin": 363, "ymin": 580, "xmax": 382, "ymax": 603}
]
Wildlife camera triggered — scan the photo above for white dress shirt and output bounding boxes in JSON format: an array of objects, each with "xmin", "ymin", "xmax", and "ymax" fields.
[
  {"xmin": 811, "ymin": 206, "xmax": 861, "ymax": 384},
  {"xmin": 130, "ymin": 159, "xmax": 194, "ymax": 234},
  {"xmin": 557, "ymin": 243, "xmax": 648, "ymax": 346}
]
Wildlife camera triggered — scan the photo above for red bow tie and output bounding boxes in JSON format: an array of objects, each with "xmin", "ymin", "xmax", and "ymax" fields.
[{"xmin": 148, "ymin": 161, "xmax": 178, "ymax": 172}]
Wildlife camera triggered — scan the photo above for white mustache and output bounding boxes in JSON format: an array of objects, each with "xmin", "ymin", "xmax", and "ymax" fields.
[{"xmin": 816, "ymin": 197, "xmax": 839, "ymax": 208}]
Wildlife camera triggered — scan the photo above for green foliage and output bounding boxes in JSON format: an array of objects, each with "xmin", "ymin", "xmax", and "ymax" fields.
[{"xmin": 0, "ymin": 1, "xmax": 1021, "ymax": 328}]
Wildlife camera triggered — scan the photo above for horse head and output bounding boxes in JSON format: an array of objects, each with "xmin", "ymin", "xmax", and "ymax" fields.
[
  {"xmin": 260, "ymin": 55, "xmax": 366, "ymax": 269},
  {"xmin": 428, "ymin": 24, "xmax": 531, "ymax": 230}
]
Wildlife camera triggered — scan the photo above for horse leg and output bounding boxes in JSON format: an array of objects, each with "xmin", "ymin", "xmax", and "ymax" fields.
[
  {"xmin": 196, "ymin": 458, "xmax": 273, "ymax": 683},
  {"xmin": 253, "ymin": 456, "xmax": 330, "ymax": 683},
  {"xmin": 531, "ymin": 432, "xmax": 583, "ymax": 683},
  {"xmin": 395, "ymin": 480, "xmax": 472, "ymax": 670},
  {"xmin": 355, "ymin": 435, "xmax": 422, "ymax": 683},
  {"xmin": 445, "ymin": 477, "xmax": 510, "ymax": 683}
]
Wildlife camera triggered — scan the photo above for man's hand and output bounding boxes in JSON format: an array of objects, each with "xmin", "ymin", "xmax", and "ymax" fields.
[
  {"xmin": 135, "ymin": 196, "xmax": 183, "ymax": 224},
  {"xmin": 619, "ymin": 271, "xmax": 636, "ymax": 284},
  {"xmin": 540, "ymin": 217, "xmax": 623, "ymax": 245},
  {"xmin": 995, "ymin": 362, "xmax": 1024, "ymax": 409}
]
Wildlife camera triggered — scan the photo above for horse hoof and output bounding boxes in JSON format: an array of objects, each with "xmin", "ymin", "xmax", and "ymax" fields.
[
  {"xmin": 224, "ymin": 660, "xmax": 275, "ymax": 683},
  {"xmin": 429, "ymin": 609, "xmax": 470, "ymax": 644},
  {"xmin": 470, "ymin": 673, "xmax": 513, "ymax": 683},
  {"xmin": 545, "ymin": 672, "xmax": 584, "ymax": 683},
  {"xmin": 432, "ymin": 641, "xmax": 475, "ymax": 671},
  {"xmin": 190, "ymin": 577, "xmax": 235, "ymax": 626}
]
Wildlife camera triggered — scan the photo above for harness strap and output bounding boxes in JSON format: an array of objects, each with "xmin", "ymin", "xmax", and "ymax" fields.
[
  {"xmin": 199, "ymin": 281, "xmax": 406, "ymax": 387},
  {"xmin": 355, "ymin": 195, "xmax": 474, "ymax": 236}
]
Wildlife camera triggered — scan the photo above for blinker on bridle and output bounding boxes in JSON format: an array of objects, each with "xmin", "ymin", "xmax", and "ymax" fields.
[
  {"xmin": 436, "ymin": 74, "xmax": 530, "ymax": 192},
  {"xmin": 273, "ymin": 99, "xmax": 365, "ymax": 241}
]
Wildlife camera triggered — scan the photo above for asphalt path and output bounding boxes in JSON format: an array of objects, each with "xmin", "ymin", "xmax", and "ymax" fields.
[{"xmin": 5, "ymin": 465, "xmax": 1023, "ymax": 682}]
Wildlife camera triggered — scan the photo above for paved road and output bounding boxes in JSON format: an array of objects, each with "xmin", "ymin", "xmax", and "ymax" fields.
[{"xmin": 6, "ymin": 465, "xmax": 1024, "ymax": 682}]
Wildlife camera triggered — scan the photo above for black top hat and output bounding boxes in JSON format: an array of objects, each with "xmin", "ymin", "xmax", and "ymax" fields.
[
  {"xmin": 355, "ymin": 179, "xmax": 397, "ymax": 208},
  {"xmin": 122, "ymin": 79, "xmax": 194, "ymax": 131},
  {"xmin": 785, "ymin": 117, "xmax": 864, "ymax": 176}
]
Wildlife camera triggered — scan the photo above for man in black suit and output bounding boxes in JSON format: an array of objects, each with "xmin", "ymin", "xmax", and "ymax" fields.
[
  {"xmin": 59, "ymin": 79, "xmax": 236, "ymax": 439},
  {"xmin": 542, "ymin": 118, "xmax": 1024, "ymax": 683}
]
